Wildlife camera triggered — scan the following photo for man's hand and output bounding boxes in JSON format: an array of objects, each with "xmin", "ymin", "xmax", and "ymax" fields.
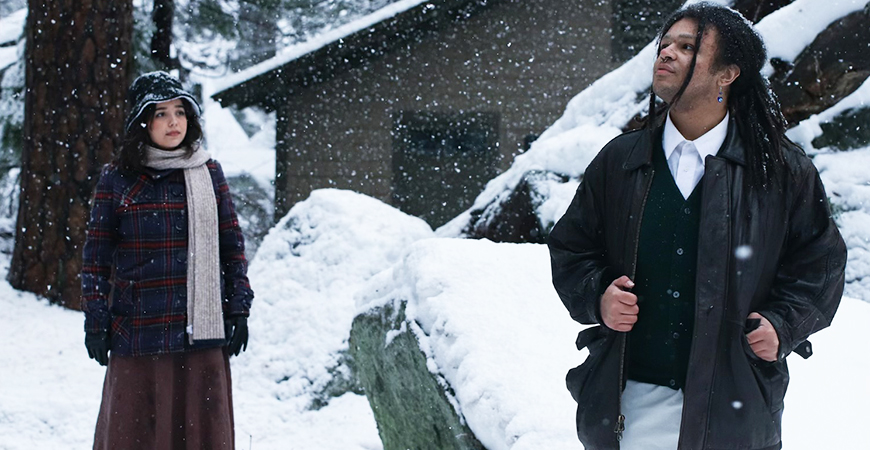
[
  {"xmin": 600, "ymin": 276, "xmax": 638, "ymax": 332},
  {"xmin": 746, "ymin": 312, "xmax": 780, "ymax": 362}
]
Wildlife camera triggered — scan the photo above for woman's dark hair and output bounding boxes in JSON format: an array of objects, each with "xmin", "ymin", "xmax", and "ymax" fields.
[
  {"xmin": 647, "ymin": 2, "xmax": 796, "ymax": 188},
  {"xmin": 117, "ymin": 98, "xmax": 203, "ymax": 173}
]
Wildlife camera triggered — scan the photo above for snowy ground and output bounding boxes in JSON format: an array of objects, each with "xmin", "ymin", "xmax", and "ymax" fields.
[{"xmin": 0, "ymin": 192, "xmax": 868, "ymax": 449}]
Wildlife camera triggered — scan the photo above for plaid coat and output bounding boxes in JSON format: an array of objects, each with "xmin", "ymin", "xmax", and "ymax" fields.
[{"xmin": 82, "ymin": 159, "xmax": 254, "ymax": 357}]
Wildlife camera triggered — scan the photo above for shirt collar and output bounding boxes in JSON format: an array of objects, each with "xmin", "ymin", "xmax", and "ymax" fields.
[{"xmin": 662, "ymin": 111, "xmax": 730, "ymax": 163}]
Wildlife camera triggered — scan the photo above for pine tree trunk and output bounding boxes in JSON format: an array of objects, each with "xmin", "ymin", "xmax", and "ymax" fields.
[
  {"xmin": 151, "ymin": 0, "xmax": 176, "ymax": 70},
  {"xmin": 9, "ymin": 0, "xmax": 134, "ymax": 309}
]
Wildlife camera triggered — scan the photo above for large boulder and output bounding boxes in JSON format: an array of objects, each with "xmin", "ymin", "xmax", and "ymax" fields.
[
  {"xmin": 352, "ymin": 238, "xmax": 583, "ymax": 450},
  {"xmin": 350, "ymin": 301, "xmax": 485, "ymax": 450},
  {"xmin": 458, "ymin": 170, "xmax": 568, "ymax": 244},
  {"xmin": 771, "ymin": 4, "xmax": 870, "ymax": 124},
  {"xmin": 811, "ymin": 107, "xmax": 870, "ymax": 151}
]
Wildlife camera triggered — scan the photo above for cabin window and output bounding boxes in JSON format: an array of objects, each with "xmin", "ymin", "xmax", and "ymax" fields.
[{"xmin": 392, "ymin": 111, "xmax": 500, "ymax": 227}]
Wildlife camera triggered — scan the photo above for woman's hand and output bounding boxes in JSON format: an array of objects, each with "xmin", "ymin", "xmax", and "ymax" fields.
[
  {"xmin": 225, "ymin": 317, "xmax": 249, "ymax": 356},
  {"xmin": 85, "ymin": 331, "xmax": 109, "ymax": 366}
]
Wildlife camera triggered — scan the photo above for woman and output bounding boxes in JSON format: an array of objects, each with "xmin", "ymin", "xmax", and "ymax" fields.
[{"xmin": 81, "ymin": 71, "xmax": 254, "ymax": 449}]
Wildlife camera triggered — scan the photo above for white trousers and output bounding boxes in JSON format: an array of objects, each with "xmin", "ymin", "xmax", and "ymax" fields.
[{"xmin": 619, "ymin": 380, "xmax": 684, "ymax": 450}]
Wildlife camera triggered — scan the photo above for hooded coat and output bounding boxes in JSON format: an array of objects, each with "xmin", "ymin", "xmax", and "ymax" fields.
[{"xmin": 548, "ymin": 120, "xmax": 846, "ymax": 450}]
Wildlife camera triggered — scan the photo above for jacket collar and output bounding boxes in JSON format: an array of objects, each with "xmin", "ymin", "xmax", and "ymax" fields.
[
  {"xmin": 623, "ymin": 116, "xmax": 746, "ymax": 171},
  {"xmin": 141, "ymin": 166, "xmax": 177, "ymax": 180}
]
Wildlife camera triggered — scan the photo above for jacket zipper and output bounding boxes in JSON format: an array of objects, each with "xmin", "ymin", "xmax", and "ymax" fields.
[{"xmin": 616, "ymin": 166, "xmax": 655, "ymax": 444}]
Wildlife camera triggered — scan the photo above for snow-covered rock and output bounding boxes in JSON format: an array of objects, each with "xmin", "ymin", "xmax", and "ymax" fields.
[
  {"xmin": 355, "ymin": 238, "xmax": 583, "ymax": 449},
  {"xmin": 230, "ymin": 188, "xmax": 432, "ymax": 447},
  {"xmin": 350, "ymin": 298, "xmax": 485, "ymax": 450}
]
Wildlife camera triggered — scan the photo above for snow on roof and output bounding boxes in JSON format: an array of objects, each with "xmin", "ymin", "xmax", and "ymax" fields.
[{"xmin": 210, "ymin": 0, "xmax": 430, "ymax": 96}]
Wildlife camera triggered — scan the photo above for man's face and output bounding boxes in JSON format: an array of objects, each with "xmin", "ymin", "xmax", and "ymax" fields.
[{"xmin": 653, "ymin": 18, "xmax": 724, "ymax": 107}]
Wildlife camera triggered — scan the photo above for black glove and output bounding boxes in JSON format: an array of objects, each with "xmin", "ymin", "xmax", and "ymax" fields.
[
  {"xmin": 225, "ymin": 316, "xmax": 249, "ymax": 357},
  {"xmin": 85, "ymin": 331, "xmax": 109, "ymax": 366}
]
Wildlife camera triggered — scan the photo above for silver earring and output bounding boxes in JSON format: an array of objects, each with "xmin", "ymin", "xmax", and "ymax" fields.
[{"xmin": 717, "ymin": 86, "xmax": 723, "ymax": 103}]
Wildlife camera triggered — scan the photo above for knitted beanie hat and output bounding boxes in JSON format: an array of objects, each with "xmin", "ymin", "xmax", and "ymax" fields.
[{"xmin": 125, "ymin": 71, "xmax": 202, "ymax": 132}]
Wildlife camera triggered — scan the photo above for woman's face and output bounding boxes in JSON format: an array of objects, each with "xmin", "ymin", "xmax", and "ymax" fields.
[{"xmin": 147, "ymin": 99, "xmax": 188, "ymax": 150}]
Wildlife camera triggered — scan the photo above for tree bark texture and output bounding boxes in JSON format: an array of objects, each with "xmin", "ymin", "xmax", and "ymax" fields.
[
  {"xmin": 151, "ymin": 0, "xmax": 176, "ymax": 70},
  {"xmin": 10, "ymin": 0, "xmax": 134, "ymax": 308}
]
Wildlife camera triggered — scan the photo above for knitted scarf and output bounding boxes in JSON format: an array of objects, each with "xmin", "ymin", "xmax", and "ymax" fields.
[{"xmin": 144, "ymin": 144, "xmax": 224, "ymax": 343}]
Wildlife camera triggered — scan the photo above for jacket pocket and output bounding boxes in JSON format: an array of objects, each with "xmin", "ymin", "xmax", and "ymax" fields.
[
  {"xmin": 109, "ymin": 278, "xmax": 135, "ymax": 316},
  {"xmin": 109, "ymin": 315, "xmax": 131, "ymax": 353},
  {"xmin": 740, "ymin": 325, "xmax": 789, "ymax": 413},
  {"xmin": 566, "ymin": 325, "xmax": 612, "ymax": 403},
  {"xmin": 567, "ymin": 325, "xmax": 623, "ymax": 449}
]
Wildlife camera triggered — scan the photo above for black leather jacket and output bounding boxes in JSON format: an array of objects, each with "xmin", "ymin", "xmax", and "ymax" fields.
[{"xmin": 548, "ymin": 121, "xmax": 846, "ymax": 450}]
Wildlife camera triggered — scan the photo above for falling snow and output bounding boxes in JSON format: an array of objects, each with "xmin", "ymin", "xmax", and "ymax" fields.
[{"xmin": 1, "ymin": 0, "xmax": 870, "ymax": 448}]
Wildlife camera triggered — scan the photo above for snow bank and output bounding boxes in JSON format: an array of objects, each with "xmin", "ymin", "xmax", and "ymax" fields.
[
  {"xmin": 356, "ymin": 237, "xmax": 870, "ymax": 449},
  {"xmin": 813, "ymin": 146, "xmax": 870, "ymax": 300},
  {"xmin": 357, "ymin": 238, "xmax": 581, "ymax": 449},
  {"xmin": 0, "ymin": 267, "xmax": 105, "ymax": 449},
  {"xmin": 0, "ymin": 8, "xmax": 25, "ymax": 47},
  {"xmin": 232, "ymin": 188, "xmax": 433, "ymax": 447}
]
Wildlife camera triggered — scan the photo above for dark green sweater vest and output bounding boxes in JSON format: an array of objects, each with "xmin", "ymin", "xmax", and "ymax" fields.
[{"xmin": 626, "ymin": 141, "xmax": 702, "ymax": 390}]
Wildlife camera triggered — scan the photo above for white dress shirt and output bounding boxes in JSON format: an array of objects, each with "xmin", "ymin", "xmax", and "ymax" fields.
[{"xmin": 662, "ymin": 112, "xmax": 729, "ymax": 199}]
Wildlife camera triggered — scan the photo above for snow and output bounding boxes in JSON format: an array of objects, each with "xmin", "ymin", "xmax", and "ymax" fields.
[
  {"xmin": 1, "ymin": 183, "xmax": 868, "ymax": 448},
  {"xmin": 0, "ymin": 8, "xmax": 25, "ymax": 72},
  {"xmin": 211, "ymin": 0, "xmax": 430, "ymax": 95},
  {"xmin": 437, "ymin": 0, "xmax": 869, "ymax": 238},
  {"xmin": 356, "ymin": 237, "xmax": 870, "ymax": 449},
  {"xmin": 230, "ymin": 189, "xmax": 432, "ymax": 448},
  {"xmin": 200, "ymin": 79, "xmax": 277, "ymax": 189},
  {"xmin": 813, "ymin": 147, "xmax": 870, "ymax": 300},
  {"xmin": 0, "ymin": 190, "xmax": 431, "ymax": 449},
  {"xmin": 0, "ymin": 46, "xmax": 17, "ymax": 73},
  {"xmin": 756, "ymin": 0, "xmax": 867, "ymax": 67},
  {"xmin": 2, "ymin": 0, "xmax": 869, "ymax": 448},
  {"xmin": 0, "ymin": 8, "xmax": 25, "ymax": 46}
]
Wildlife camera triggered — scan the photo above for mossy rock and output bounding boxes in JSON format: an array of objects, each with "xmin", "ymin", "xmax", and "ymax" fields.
[{"xmin": 349, "ymin": 301, "xmax": 485, "ymax": 450}]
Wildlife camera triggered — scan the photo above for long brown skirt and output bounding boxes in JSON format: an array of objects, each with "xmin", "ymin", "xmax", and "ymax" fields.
[{"xmin": 93, "ymin": 347, "xmax": 234, "ymax": 450}]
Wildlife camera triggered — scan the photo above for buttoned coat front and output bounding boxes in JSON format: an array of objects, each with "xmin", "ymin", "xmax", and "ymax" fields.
[
  {"xmin": 82, "ymin": 160, "xmax": 253, "ymax": 357},
  {"xmin": 548, "ymin": 121, "xmax": 846, "ymax": 450}
]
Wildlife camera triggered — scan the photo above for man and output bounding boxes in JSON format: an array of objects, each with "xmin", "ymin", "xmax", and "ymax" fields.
[{"xmin": 547, "ymin": 3, "xmax": 846, "ymax": 450}]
